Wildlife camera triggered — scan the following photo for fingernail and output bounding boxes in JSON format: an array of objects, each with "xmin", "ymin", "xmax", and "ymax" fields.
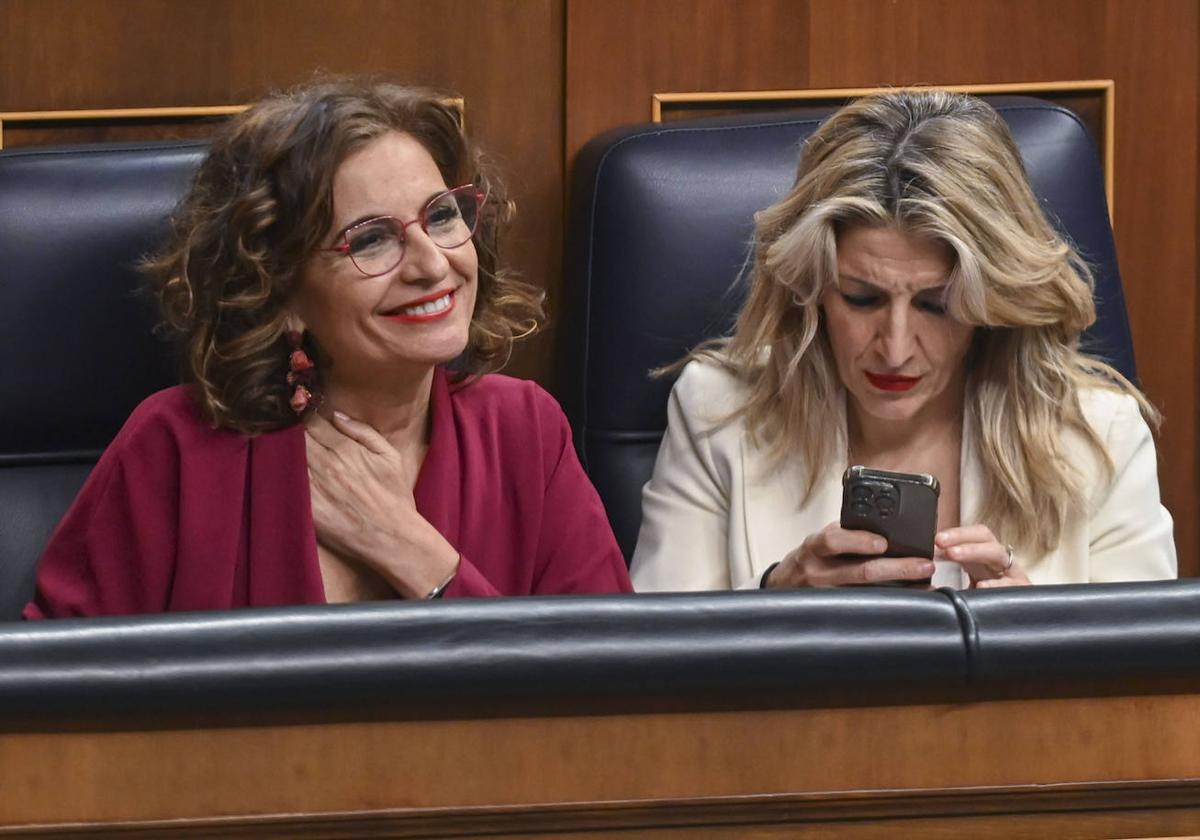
[
  {"xmin": 874, "ymin": 539, "xmax": 887, "ymax": 553},
  {"xmin": 333, "ymin": 410, "xmax": 349, "ymax": 422}
]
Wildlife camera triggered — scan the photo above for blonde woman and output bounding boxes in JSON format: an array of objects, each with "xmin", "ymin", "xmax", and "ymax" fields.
[{"xmin": 630, "ymin": 90, "xmax": 1176, "ymax": 592}]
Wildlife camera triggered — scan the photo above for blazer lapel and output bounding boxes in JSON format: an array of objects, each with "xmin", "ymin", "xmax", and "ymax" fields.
[
  {"xmin": 413, "ymin": 368, "xmax": 463, "ymax": 548},
  {"xmin": 933, "ymin": 411, "xmax": 980, "ymax": 589},
  {"xmin": 738, "ymin": 409, "xmax": 847, "ymax": 585}
]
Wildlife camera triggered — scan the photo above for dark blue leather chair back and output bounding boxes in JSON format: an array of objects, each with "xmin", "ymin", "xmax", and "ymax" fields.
[
  {"xmin": 0, "ymin": 141, "xmax": 205, "ymax": 619},
  {"xmin": 562, "ymin": 96, "xmax": 1134, "ymax": 561}
]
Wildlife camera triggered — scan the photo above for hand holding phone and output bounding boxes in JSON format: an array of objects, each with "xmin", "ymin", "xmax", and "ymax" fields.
[
  {"xmin": 839, "ymin": 465, "xmax": 940, "ymax": 585},
  {"xmin": 763, "ymin": 520, "xmax": 935, "ymax": 588}
]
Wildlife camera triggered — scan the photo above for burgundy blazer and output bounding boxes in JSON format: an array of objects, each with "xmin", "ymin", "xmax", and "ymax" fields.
[{"xmin": 25, "ymin": 370, "xmax": 631, "ymax": 618}]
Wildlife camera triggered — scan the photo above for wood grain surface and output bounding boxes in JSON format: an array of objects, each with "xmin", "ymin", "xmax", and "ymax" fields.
[{"xmin": 3, "ymin": 693, "xmax": 1200, "ymax": 835}]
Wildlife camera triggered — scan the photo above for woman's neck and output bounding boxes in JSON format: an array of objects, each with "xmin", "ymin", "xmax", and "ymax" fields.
[
  {"xmin": 318, "ymin": 366, "xmax": 436, "ymax": 450},
  {"xmin": 847, "ymin": 384, "xmax": 966, "ymax": 467}
]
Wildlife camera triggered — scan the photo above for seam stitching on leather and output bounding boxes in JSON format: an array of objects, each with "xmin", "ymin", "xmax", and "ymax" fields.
[{"xmin": 938, "ymin": 587, "xmax": 978, "ymax": 686}]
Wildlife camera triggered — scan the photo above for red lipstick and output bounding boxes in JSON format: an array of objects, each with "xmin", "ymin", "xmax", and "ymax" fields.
[
  {"xmin": 380, "ymin": 289, "xmax": 456, "ymax": 324},
  {"xmin": 866, "ymin": 372, "xmax": 921, "ymax": 392}
]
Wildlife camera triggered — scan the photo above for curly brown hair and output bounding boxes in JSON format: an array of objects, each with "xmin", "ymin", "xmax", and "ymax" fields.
[{"xmin": 143, "ymin": 79, "xmax": 543, "ymax": 433}]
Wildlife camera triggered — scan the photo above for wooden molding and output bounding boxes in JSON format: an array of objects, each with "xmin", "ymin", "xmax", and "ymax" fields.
[
  {"xmin": 4, "ymin": 691, "xmax": 1200, "ymax": 836},
  {"xmin": 651, "ymin": 80, "xmax": 1116, "ymax": 222},
  {"xmin": 4, "ymin": 779, "xmax": 1200, "ymax": 838},
  {"xmin": 0, "ymin": 98, "xmax": 468, "ymax": 150},
  {"xmin": 0, "ymin": 105, "xmax": 249, "ymax": 149}
]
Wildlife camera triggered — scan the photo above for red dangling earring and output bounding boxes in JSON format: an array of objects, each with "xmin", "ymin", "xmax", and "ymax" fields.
[{"xmin": 286, "ymin": 330, "xmax": 317, "ymax": 415}]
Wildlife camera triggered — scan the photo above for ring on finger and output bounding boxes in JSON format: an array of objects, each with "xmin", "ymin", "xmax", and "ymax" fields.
[{"xmin": 1002, "ymin": 544, "xmax": 1015, "ymax": 574}]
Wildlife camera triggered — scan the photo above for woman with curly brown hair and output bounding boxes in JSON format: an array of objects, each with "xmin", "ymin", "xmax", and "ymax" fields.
[{"xmin": 26, "ymin": 80, "xmax": 630, "ymax": 618}]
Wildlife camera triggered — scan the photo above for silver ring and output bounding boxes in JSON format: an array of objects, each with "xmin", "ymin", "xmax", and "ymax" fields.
[{"xmin": 1003, "ymin": 544, "xmax": 1015, "ymax": 573}]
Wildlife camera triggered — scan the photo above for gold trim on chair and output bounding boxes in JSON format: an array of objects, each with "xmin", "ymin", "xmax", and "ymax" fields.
[
  {"xmin": 0, "ymin": 98, "xmax": 468, "ymax": 149},
  {"xmin": 0, "ymin": 105, "xmax": 250, "ymax": 150},
  {"xmin": 652, "ymin": 81, "xmax": 1115, "ymax": 222}
]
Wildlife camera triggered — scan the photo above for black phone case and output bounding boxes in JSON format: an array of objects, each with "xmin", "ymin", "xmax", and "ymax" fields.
[{"xmin": 839, "ymin": 466, "xmax": 940, "ymax": 559}]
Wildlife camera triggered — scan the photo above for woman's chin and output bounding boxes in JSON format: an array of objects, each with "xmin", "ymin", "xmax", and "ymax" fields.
[
  {"xmin": 394, "ymin": 344, "xmax": 469, "ymax": 371},
  {"xmin": 374, "ymin": 322, "xmax": 470, "ymax": 370},
  {"xmin": 851, "ymin": 391, "xmax": 928, "ymax": 424}
]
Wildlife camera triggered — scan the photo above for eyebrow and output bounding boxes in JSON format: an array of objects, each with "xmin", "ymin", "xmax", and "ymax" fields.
[
  {"xmin": 837, "ymin": 274, "xmax": 948, "ymax": 295},
  {"xmin": 330, "ymin": 189, "xmax": 450, "ymax": 242}
]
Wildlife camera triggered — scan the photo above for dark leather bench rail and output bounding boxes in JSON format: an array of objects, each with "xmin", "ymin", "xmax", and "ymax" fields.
[
  {"xmin": 4, "ymin": 580, "xmax": 1200, "ymax": 721},
  {"xmin": 954, "ymin": 579, "xmax": 1200, "ymax": 683},
  {"xmin": 0, "ymin": 589, "xmax": 964, "ymax": 719}
]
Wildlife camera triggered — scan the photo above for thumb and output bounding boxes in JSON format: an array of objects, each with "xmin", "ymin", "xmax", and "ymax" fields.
[{"xmin": 330, "ymin": 410, "xmax": 391, "ymax": 455}]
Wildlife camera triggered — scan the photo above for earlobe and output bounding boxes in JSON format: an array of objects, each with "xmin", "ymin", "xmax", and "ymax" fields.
[{"xmin": 285, "ymin": 312, "xmax": 306, "ymax": 335}]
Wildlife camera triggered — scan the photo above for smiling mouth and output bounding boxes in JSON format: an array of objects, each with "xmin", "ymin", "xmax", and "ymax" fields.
[
  {"xmin": 865, "ymin": 372, "xmax": 921, "ymax": 392},
  {"xmin": 381, "ymin": 290, "xmax": 456, "ymax": 323}
]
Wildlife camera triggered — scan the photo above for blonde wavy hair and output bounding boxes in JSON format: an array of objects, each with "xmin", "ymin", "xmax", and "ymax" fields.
[
  {"xmin": 143, "ymin": 79, "xmax": 543, "ymax": 434},
  {"xmin": 695, "ymin": 89, "xmax": 1157, "ymax": 554}
]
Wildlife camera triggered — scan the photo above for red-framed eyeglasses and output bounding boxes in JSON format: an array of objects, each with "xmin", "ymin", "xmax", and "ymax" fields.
[{"xmin": 321, "ymin": 184, "xmax": 486, "ymax": 278}]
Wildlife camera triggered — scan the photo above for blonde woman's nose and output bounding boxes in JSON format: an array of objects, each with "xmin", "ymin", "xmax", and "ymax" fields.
[{"xmin": 877, "ymin": 306, "xmax": 916, "ymax": 367}]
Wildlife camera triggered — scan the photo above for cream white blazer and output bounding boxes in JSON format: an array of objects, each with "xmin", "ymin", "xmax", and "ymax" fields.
[{"xmin": 630, "ymin": 361, "xmax": 1177, "ymax": 591}]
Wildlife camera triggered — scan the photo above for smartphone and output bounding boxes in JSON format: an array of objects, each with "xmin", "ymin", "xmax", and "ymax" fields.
[{"xmin": 840, "ymin": 465, "xmax": 940, "ymax": 574}]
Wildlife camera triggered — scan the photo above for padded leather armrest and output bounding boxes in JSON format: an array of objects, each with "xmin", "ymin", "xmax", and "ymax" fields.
[
  {"xmin": 950, "ymin": 580, "xmax": 1200, "ymax": 683},
  {"xmin": 5, "ymin": 582, "xmax": 1198, "ymax": 722},
  {"xmin": 0, "ymin": 589, "xmax": 963, "ymax": 719}
]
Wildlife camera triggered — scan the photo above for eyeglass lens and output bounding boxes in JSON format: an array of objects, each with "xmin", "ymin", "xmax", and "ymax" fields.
[{"xmin": 344, "ymin": 186, "xmax": 481, "ymax": 277}]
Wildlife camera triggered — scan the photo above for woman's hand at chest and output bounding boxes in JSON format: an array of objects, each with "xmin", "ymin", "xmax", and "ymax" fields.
[{"xmin": 305, "ymin": 411, "xmax": 459, "ymax": 600}]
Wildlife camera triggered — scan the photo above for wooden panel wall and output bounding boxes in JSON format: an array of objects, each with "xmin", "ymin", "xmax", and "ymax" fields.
[
  {"xmin": 0, "ymin": 0, "xmax": 1196, "ymax": 572},
  {"xmin": 565, "ymin": 0, "xmax": 1200, "ymax": 574}
]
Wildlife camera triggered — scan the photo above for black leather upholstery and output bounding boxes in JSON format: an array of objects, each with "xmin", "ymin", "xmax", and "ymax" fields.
[
  {"xmin": 947, "ymin": 581, "xmax": 1200, "ymax": 684},
  {"xmin": 562, "ymin": 97, "xmax": 1135, "ymax": 561},
  {"xmin": 2, "ymin": 580, "xmax": 1197, "ymax": 720},
  {"xmin": 0, "ymin": 141, "xmax": 205, "ymax": 619},
  {"xmin": 0, "ymin": 464, "xmax": 95, "ymax": 621}
]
